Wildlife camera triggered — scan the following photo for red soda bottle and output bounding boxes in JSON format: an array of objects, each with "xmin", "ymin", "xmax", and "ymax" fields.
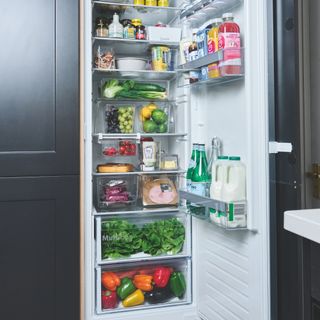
[{"xmin": 218, "ymin": 13, "xmax": 241, "ymax": 76}]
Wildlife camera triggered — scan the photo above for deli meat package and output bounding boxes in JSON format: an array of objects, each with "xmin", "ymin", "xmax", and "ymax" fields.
[{"xmin": 141, "ymin": 175, "xmax": 179, "ymax": 207}]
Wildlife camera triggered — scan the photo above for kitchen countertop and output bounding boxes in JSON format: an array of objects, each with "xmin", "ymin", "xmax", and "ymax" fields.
[{"xmin": 284, "ymin": 209, "xmax": 320, "ymax": 244}]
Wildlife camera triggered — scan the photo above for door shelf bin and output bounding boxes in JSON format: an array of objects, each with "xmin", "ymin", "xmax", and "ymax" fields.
[
  {"xmin": 180, "ymin": 190, "xmax": 247, "ymax": 230},
  {"xmin": 96, "ymin": 258, "xmax": 192, "ymax": 314},
  {"xmin": 95, "ymin": 212, "xmax": 191, "ymax": 264}
]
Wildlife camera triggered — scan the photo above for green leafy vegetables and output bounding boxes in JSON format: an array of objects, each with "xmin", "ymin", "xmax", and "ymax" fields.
[
  {"xmin": 101, "ymin": 218, "xmax": 185, "ymax": 259},
  {"xmin": 102, "ymin": 79, "xmax": 167, "ymax": 100}
]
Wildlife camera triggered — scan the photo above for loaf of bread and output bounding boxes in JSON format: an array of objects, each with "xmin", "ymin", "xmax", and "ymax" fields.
[{"xmin": 97, "ymin": 163, "xmax": 134, "ymax": 173}]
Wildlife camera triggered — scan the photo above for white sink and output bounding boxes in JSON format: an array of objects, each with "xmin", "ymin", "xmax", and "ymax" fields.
[{"xmin": 284, "ymin": 209, "xmax": 320, "ymax": 244}]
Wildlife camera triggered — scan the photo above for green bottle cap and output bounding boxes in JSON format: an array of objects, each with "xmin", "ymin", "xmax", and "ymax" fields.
[
  {"xmin": 229, "ymin": 156, "xmax": 241, "ymax": 161},
  {"xmin": 218, "ymin": 156, "xmax": 228, "ymax": 160}
]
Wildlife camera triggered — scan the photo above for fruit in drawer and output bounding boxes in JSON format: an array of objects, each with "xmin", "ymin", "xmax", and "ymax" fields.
[
  {"xmin": 103, "ymin": 147, "xmax": 117, "ymax": 156},
  {"xmin": 151, "ymin": 109, "xmax": 167, "ymax": 125},
  {"xmin": 143, "ymin": 120, "xmax": 158, "ymax": 133},
  {"xmin": 101, "ymin": 272, "xmax": 121, "ymax": 291},
  {"xmin": 101, "ymin": 290, "xmax": 118, "ymax": 309}
]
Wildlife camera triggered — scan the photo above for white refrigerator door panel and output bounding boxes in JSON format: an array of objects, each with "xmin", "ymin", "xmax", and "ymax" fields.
[{"xmin": 192, "ymin": 0, "xmax": 270, "ymax": 319}]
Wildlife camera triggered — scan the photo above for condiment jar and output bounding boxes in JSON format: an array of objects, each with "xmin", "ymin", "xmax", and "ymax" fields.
[
  {"xmin": 121, "ymin": 19, "xmax": 135, "ymax": 39},
  {"xmin": 108, "ymin": 13, "xmax": 123, "ymax": 38},
  {"xmin": 95, "ymin": 17, "xmax": 108, "ymax": 37},
  {"xmin": 132, "ymin": 19, "xmax": 146, "ymax": 40}
]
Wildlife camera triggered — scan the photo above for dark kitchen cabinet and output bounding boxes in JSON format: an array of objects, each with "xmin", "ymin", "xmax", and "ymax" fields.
[
  {"xmin": 0, "ymin": 0, "xmax": 79, "ymax": 177},
  {"xmin": 0, "ymin": 176, "xmax": 80, "ymax": 320}
]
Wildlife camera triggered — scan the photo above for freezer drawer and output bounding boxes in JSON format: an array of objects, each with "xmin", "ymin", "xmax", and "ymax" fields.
[
  {"xmin": 95, "ymin": 212, "xmax": 191, "ymax": 264},
  {"xmin": 96, "ymin": 258, "xmax": 192, "ymax": 314}
]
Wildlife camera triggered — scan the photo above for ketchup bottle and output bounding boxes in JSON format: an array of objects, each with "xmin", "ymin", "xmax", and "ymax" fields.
[{"xmin": 218, "ymin": 13, "xmax": 241, "ymax": 76}]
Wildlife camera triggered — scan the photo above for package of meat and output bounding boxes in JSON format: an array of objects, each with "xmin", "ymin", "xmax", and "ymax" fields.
[
  {"xmin": 105, "ymin": 192, "xmax": 130, "ymax": 202},
  {"xmin": 104, "ymin": 185, "xmax": 127, "ymax": 196},
  {"xmin": 142, "ymin": 177, "xmax": 178, "ymax": 206}
]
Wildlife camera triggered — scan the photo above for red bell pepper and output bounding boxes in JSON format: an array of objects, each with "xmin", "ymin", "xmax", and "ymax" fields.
[
  {"xmin": 101, "ymin": 290, "xmax": 118, "ymax": 309},
  {"xmin": 153, "ymin": 266, "xmax": 172, "ymax": 288}
]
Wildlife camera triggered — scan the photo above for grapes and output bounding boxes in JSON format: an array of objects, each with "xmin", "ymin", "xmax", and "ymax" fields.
[{"xmin": 105, "ymin": 105, "xmax": 134, "ymax": 133}]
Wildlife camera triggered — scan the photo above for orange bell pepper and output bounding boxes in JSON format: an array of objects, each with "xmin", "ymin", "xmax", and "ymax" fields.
[
  {"xmin": 133, "ymin": 274, "xmax": 153, "ymax": 292},
  {"xmin": 101, "ymin": 271, "xmax": 121, "ymax": 291}
]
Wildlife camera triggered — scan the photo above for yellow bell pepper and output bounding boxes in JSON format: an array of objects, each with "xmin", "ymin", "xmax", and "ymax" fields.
[{"xmin": 122, "ymin": 289, "xmax": 145, "ymax": 308}]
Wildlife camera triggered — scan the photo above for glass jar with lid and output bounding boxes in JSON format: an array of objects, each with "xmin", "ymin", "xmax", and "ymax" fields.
[
  {"xmin": 121, "ymin": 19, "xmax": 135, "ymax": 39},
  {"xmin": 95, "ymin": 17, "xmax": 108, "ymax": 37},
  {"xmin": 132, "ymin": 19, "xmax": 146, "ymax": 40}
]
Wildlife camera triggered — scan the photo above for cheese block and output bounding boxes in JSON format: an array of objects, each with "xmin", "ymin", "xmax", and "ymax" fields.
[{"xmin": 97, "ymin": 163, "xmax": 134, "ymax": 173}]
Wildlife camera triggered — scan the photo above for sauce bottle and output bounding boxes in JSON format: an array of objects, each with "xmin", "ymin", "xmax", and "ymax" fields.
[
  {"xmin": 108, "ymin": 13, "xmax": 123, "ymax": 38},
  {"xmin": 218, "ymin": 13, "xmax": 241, "ymax": 75}
]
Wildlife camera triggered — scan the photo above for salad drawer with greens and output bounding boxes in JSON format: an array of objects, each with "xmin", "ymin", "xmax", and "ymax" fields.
[{"xmin": 95, "ymin": 212, "xmax": 191, "ymax": 264}]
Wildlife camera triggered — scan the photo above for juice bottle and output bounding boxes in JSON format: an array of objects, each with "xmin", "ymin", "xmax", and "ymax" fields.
[
  {"xmin": 207, "ymin": 18, "xmax": 222, "ymax": 54},
  {"xmin": 218, "ymin": 13, "xmax": 241, "ymax": 75}
]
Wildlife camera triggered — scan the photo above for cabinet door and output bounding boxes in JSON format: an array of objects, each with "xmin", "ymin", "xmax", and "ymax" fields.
[
  {"xmin": 0, "ymin": 176, "xmax": 79, "ymax": 320},
  {"xmin": 0, "ymin": 0, "xmax": 79, "ymax": 176}
]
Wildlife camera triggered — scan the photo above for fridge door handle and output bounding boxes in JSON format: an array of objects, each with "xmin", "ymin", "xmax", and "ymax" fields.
[{"xmin": 269, "ymin": 141, "xmax": 293, "ymax": 154}]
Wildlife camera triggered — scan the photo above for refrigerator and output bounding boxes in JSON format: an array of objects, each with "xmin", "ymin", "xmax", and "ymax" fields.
[{"xmin": 83, "ymin": 0, "xmax": 272, "ymax": 319}]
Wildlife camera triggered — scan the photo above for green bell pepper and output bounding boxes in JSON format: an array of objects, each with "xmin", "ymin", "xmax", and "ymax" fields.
[
  {"xmin": 116, "ymin": 277, "xmax": 136, "ymax": 300},
  {"xmin": 169, "ymin": 272, "xmax": 186, "ymax": 298}
]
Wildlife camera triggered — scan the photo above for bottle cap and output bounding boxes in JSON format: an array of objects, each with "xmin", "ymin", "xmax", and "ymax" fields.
[
  {"xmin": 229, "ymin": 156, "xmax": 241, "ymax": 161},
  {"xmin": 222, "ymin": 12, "xmax": 233, "ymax": 19},
  {"xmin": 132, "ymin": 18, "xmax": 142, "ymax": 26},
  {"xmin": 212, "ymin": 18, "xmax": 222, "ymax": 24},
  {"xmin": 218, "ymin": 156, "xmax": 228, "ymax": 160}
]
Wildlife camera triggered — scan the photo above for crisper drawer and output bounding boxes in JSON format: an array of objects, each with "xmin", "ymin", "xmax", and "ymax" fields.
[
  {"xmin": 96, "ymin": 258, "xmax": 192, "ymax": 314},
  {"xmin": 95, "ymin": 212, "xmax": 191, "ymax": 264}
]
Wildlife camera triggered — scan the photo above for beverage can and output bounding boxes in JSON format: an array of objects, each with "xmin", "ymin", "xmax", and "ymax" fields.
[
  {"xmin": 134, "ymin": 0, "xmax": 145, "ymax": 5},
  {"xmin": 151, "ymin": 46, "xmax": 171, "ymax": 71},
  {"xmin": 146, "ymin": 0, "xmax": 157, "ymax": 5},
  {"xmin": 158, "ymin": 0, "xmax": 169, "ymax": 6}
]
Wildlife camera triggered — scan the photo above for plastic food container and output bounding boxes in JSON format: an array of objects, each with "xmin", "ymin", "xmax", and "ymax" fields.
[
  {"xmin": 160, "ymin": 154, "xmax": 179, "ymax": 170},
  {"xmin": 102, "ymin": 140, "xmax": 137, "ymax": 157},
  {"xmin": 147, "ymin": 26, "xmax": 181, "ymax": 43},
  {"xmin": 151, "ymin": 46, "xmax": 172, "ymax": 71},
  {"xmin": 94, "ymin": 46, "xmax": 115, "ymax": 69},
  {"xmin": 104, "ymin": 105, "xmax": 135, "ymax": 134},
  {"xmin": 94, "ymin": 175, "xmax": 138, "ymax": 211},
  {"xmin": 139, "ymin": 104, "xmax": 170, "ymax": 134},
  {"xmin": 140, "ymin": 174, "xmax": 179, "ymax": 207},
  {"xmin": 116, "ymin": 57, "xmax": 147, "ymax": 70}
]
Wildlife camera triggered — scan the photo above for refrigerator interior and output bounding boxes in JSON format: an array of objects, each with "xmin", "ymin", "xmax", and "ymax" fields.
[{"xmin": 84, "ymin": 0, "xmax": 271, "ymax": 319}]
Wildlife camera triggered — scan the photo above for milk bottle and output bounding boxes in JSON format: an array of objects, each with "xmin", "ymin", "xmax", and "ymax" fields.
[
  {"xmin": 220, "ymin": 156, "xmax": 246, "ymax": 228},
  {"xmin": 209, "ymin": 156, "xmax": 228, "ymax": 224}
]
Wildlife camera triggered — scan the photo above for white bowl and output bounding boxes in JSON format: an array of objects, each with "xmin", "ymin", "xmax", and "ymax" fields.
[{"xmin": 116, "ymin": 57, "xmax": 147, "ymax": 71}]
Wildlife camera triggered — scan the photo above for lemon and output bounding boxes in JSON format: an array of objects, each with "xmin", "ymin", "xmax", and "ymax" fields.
[
  {"xmin": 147, "ymin": 103, "xmax": 158, "ymax": 111},
  {"xmin": 141, "ymin": 106, "xmax": 152, "ymax": 119}
]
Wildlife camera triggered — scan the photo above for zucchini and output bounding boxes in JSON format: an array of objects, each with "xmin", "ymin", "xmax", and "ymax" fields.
[{"xmin": 132, "ymin": 83, "xmax": 166, "ymax": 92}]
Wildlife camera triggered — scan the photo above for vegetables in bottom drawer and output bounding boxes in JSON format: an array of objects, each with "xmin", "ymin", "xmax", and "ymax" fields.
[
  {"xmin": 100, "ymin": 263, "xmax": 187, "ymax": 310},
  {"xmin": 101, "ymin": 217, "xmax": 185, "ymax": 259}
]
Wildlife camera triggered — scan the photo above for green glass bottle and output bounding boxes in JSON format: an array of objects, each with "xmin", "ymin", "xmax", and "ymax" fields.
[
  {"xmin": 190, "ymin": 144, "xmax": 209, "ymax": 217},
  {"xmin": 186, "ymin": 143, "xmax": 198, "ymax": 192}
]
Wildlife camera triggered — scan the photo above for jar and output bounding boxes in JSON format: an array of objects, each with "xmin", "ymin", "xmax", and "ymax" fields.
[
  {"xmin": 158, "ymin": 0, "xmax": 169, "ymax": 7},
  {"xmin": 95, "ymin": 18, "xmax": 108, "ymax": 37},
  {"xmin": 134, "ymin": 0, "xmax": 145, "ymax": 5},
  {"xmin": 146, "ymin": 0, "xmax": 157, "ymax": 6},
  {"xmin": 132, "ymin": 19, "xmax": 146, "ymax": 40},
  {"xmin": 121, "ymin": 19, "xmax": 135, "ymax": 39}
]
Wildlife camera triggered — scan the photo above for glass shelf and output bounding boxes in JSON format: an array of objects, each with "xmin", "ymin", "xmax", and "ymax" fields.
[
  {"xmin": 178, "ymin": 74, "xmax": 244, "ymax": 88},
  {"xmin": 93, "ymin": 169, "xmax": 186, "ymax": 176},
  {"xmin": 92, "ymin": 206, "xmax": 179, "ymax": 216},
  {"xmin": 95, "ymin": 97, "xmax": 176, "ymax": 104},
  {"xmin": 93, "ymin": 132, "xmax": 188, "ymax": 142},
  {"xmin": 93, "ymin": 68, "xmax": 177, "ymax": 81},
  {"xmin": 93, "ymin": 1, "xmax": 182, "ymax": 26},
  {"xmin": 179, "ymin": 190, "xmax": 248, "ymax": 230},
  {"xmin": 180, "ymin": 0, "xmax": 243, "ymax": 27},
  {"xmin": 93, "ymin": 37, "xmax": 179, "ymax": 56}
]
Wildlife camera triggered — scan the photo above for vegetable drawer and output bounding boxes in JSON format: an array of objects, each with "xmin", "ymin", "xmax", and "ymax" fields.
[
  {"xmin": 95, "ymin": 212, "xmax": 191, "ymax": 264},
  {"xmin": 96, "ymin": 258, "xmax": 192, "ymax": 314}
]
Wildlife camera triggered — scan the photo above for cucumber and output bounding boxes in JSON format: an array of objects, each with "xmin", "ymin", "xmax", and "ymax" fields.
[{"xmin": 132, "ymin": 83, "xmax": 166, "ymax": 92}]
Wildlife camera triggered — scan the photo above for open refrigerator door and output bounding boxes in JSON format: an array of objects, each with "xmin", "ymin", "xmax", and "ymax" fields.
[{"xmin": 84, "ymin": 0, "xmax": 270, "ymax": 319}]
